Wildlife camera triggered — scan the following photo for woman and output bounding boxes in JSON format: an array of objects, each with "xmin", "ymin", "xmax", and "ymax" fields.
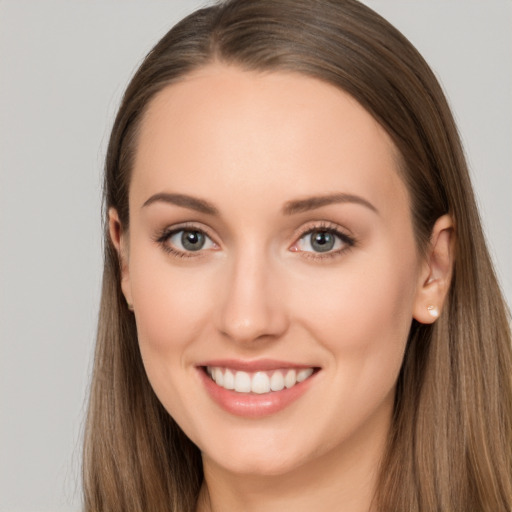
[{"xmin": 83, "ymin": 0, "xmax": 512, "ymax": 510}]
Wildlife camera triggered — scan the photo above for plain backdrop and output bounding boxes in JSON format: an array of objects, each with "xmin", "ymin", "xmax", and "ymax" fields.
[{"xmin": 0, "ymin": 1, "xmax": 510, "ymax": 511}]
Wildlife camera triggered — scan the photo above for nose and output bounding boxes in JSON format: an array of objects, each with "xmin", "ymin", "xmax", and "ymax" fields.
[{"xmin": 215, "ymin": 249, "xmax": 289, "ymax": 345}]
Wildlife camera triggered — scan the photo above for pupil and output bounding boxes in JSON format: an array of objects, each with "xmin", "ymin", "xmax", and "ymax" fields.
[
  {"xmin": 311, "ymin": 231, "xmax": 334, "ymax": 252},
  {"xmin": 181, "ymin": 231, "xmax": 205, "ymax": 251}
]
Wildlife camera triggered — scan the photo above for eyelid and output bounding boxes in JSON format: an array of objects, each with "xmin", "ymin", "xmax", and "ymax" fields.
[
  {"xmin": 153, "ymin": 220, "xmax": 355, "ymax": 260},
  {"xmin": 154, "ymin": 222, "xmax": 220, "ymax": 258},
  {"xmin": 289, "ymin": 221, "xmax": 356, "ymax": 258}
]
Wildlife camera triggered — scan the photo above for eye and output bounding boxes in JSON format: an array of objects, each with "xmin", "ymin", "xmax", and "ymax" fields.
[
  {"xmin": 157, "ymin": 227, "xmax": 217, "ymax": 256},
  {"xmin": 292, "ymin": 227, "xmax": 354, "ymax": 255},
  {"xmin": 170, "ymin": 230, "xmax": 211, "ymax": 251}
]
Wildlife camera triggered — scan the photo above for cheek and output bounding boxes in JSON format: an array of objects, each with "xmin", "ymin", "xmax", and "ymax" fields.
[
  {"xmin": 293, "ymin": 243, "xmax": 419, "ymax": 373},
  {"xmin": 127, "ymin": 250, "xmax": 221, "ymax": 431},
  {"xmin": 285, "ymin": 248, "xmax": 419, "ymax": 442},
  {"xmin": 127, "ymin": 244, "xmax": 217, "ymax": 371}
]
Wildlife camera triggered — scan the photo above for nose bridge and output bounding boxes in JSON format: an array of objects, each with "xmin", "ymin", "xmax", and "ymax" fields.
[{"xmin": 216, "ymin": 243, "xmax": 288, "ymax": 344}]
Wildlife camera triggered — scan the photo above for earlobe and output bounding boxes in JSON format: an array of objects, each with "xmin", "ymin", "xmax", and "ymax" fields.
[
  {"xmin": 413, "ymin": 214, "xmax": 455, "ymax": 324},
  {"xmin": 108, "ymin": 208, "xmax": 133, "ymax": 308}
]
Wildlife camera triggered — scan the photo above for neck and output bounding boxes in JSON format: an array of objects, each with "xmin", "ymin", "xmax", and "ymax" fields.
[{"xmin": 196, "ymin": 413, "xmax": 389, "ymax": 512}]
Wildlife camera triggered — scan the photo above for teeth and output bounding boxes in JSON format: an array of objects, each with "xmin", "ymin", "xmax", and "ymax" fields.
[
  {"xmin": 297, "ymin": 368, "xmax": 314, "ymax": 382},
  {"xmin": 234, "ymin": 371, "xmax": 251, "ymax": 392},
  {"xmin": 251, "ymin": 372, "xmax": 270, "ymax": 394},
  {"xmin": 223, "ymin": 369, "xmax": 235, "ymax": 390},
  {"xmin": 207, "ymin": 366, "xmax": 315, "ymax": 394},
  {"xmin": 270, "ymin": 371, "xmax": 285, "ymax": 391},
  {"xmin": 213, "ymin": 367, "xmax": 224, "ymax": 387},
  {"xmin": 284, "ymin": 369, "xmax": 296, "ymax": 388}
]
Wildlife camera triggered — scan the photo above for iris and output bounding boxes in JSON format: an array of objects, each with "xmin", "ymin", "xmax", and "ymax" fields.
[
  {"xmin": 181, "ymin": 230, "xmax": 205, "ymax": 251},
  {"xmin": 310, "ymin": 231, "xmax": 335, "ymax": 252}
]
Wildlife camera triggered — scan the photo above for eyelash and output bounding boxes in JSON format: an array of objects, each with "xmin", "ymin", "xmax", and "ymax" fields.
[
  {"xmin": 154, "ymin": 221, "xmax": 356, "ymax": 260},
  {"xmin": 154, "ymin": 223, "xmax": 218, "ymax": 259},
  {"xmin": 292, "ymin": 221, "xmax": 356, "ymax": 261}
]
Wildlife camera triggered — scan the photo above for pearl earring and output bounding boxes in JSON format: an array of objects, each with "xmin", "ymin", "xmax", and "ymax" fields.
[
  {"xmin": 427, "ymin": 305, "xmax": 439, "ymax": 318},
  {"xmin": 127, "ymin": 302, "xmax": 134, "ymax": 311}
]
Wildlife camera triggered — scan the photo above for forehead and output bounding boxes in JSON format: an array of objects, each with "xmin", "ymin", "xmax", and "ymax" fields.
[{"xmin": 131, "ymin": 64, "xmax": 408, "ymax": 217}]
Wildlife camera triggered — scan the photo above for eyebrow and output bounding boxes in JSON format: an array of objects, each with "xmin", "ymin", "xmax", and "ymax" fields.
[
  {"xmin": 142, "ymin": 192, "xmax": 218, "ymax": 215},
  {"xmin": 142, "ymin": 191, "xmax": 377, "ymax": 217},
  {"xmin": 282, "ymin": 193, "xmax": 378, "ymax": 215}
]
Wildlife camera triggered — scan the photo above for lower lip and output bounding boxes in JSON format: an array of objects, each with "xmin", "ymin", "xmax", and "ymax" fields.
[{"xmin": 198, "ymin": 368, "xmax": 317, "ymax": 418}]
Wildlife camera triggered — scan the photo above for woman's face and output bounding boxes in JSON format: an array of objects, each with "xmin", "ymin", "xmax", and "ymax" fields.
[{"xmin": 114, "ymin": 65, "xmax": 431, "ymax": 478}]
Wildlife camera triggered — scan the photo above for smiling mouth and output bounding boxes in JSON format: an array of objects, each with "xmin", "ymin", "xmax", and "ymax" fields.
[{"xmin": 204, "ymin": 366, "xmax": 318, "ymax": 394}]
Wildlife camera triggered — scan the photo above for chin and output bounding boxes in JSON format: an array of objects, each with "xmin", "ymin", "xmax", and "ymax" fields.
[
  {"xmin": 210, "ymin": 450, "xmax": 308, "ymax": 477},
  {"xmin": 199, "ymin": 428, "xmax": 318, "ymax": 478}
]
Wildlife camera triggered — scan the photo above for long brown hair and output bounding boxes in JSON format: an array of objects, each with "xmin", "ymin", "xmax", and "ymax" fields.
[{"xmin": 83, "ymin": 1, "xmax": 512, "ymax": 510}]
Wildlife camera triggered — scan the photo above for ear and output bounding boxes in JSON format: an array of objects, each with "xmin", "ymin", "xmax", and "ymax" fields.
[
  {"xmin": 413, "ymin": 214, "xmax": 455, "ymax": 324},
  {"xmin": 108, "ymin": 208, "xmax": 133, "ymax": 309}
]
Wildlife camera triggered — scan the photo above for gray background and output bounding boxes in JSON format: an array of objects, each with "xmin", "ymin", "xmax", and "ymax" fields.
[{"xmin": 1, "ymin": 1, "xmax": 510, "ymax": 511}]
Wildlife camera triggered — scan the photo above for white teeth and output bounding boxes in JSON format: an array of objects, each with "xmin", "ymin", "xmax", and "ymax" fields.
[
  {"xmin": 284, "ymin": 369, "xmax": 296, "ymax": 389},
  {"xmin": 234, "ymin": 371, "xmax": 252, "ymax": 393},
  {"xmin": 297, "ymin": 368, "xmax": 314, "ymax": 382},
  {"xmin": 213, "ymin": 367, "xmax": 224, "ymax": 387},
  {"xmin": 206, "ymin": 366, "xmax": 315, "ymax": 394},
  {"xmin": 270, "ymin": 371, "xmax": 285, "ymax": 391},
  {"xmin": 223, "ymin": 369, "xmax": 235, "ymax": 390},
  {"xmin": 251, "ymin": 372, "xmax": 270, "ymax": 394}
]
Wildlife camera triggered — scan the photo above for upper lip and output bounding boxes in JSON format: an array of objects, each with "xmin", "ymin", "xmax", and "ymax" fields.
[{"xmin": 197, "ymin": 358, "xmax": 318, "ymax": 372}]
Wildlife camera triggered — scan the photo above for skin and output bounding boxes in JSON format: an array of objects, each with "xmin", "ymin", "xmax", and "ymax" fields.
[{"xmin": 110, "ymin": 64, "xmax": 454, "ymax": 512}]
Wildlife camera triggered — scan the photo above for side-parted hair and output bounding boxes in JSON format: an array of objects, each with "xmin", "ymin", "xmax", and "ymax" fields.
[{"xmin": 83, "ymin": 1, "xmax": 512, "ymax": 510}]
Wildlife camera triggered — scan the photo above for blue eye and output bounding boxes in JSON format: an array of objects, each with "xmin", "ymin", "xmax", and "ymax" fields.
[
  {"xmin": 296, "ymin": 229, "xmax": 352, "ymax": 254},
  {"xmin": 161, "ymin": 228, "xmax": 216, "ymax": 255},
  {"xmin": 173, "ymin": 230, "xmax": 206, "ymax": 251}
]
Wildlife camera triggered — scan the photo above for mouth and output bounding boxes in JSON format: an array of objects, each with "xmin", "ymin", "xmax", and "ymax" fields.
[
  {"xmin": 197, "ymin": 361, "xmax": 320, "ymax": 417},
  {"xmin": 203, "ymin": 366, "xmax": 317, "ymax": 394}
]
